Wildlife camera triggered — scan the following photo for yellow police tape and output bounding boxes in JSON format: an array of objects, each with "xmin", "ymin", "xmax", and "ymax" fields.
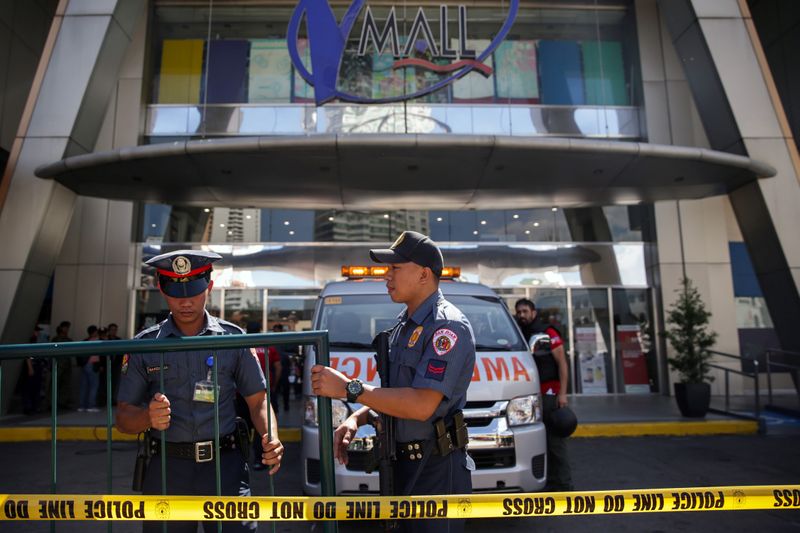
[{"xmin": 1, "ymin": 486, "xmax": 799, "ymax": 521}]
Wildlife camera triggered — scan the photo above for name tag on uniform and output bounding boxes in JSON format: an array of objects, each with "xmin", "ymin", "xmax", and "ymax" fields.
[{"xmin": 193, "ymin": 379, "xmax": 220, "ymax": 403}]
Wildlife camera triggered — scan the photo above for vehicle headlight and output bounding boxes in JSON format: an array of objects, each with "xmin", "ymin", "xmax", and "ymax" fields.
[
  {"xmin": 303, "ymin": 396, "xmax": 349, "ymax": 427},
  {"xmin": 506, "ymin": 394, "xmax": 541, "ymax": 426}
]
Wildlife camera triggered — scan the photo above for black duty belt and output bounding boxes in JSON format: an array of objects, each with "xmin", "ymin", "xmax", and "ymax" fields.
[
  {"xmin": 397, "ymin": 440, "xmax": 437, "ymax": 461},
  {"xmin": 149, "ymin": 433, "xmax": 237, "ymax": 463}
]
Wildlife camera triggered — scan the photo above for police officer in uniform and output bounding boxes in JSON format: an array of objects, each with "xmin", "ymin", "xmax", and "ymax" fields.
[
  {"xmin": 312, "ymin": 231, "xmax": 476, "ymax": 533},
  {"xmin": 115, "ymin": 250, "xmax": 284, "ymax": 533}
]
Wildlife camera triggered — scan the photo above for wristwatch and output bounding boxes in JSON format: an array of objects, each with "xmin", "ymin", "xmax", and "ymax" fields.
[{"xmin": 345, "ymin": 379, "xmax": 364, "ymax": 403}]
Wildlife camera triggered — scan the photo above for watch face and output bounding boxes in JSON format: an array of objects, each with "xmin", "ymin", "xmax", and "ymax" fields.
[{"xmin": 347, "ymin": 380, "xmax": 361, "ymax": 395}]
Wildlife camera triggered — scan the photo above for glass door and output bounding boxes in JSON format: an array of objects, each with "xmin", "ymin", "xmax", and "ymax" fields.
[
  {"xmin": 613, "ymin": 288, "xmax": 658, "ymax": 393},
  {"xmin": 570, "ymin": 288, "xmax": 613, "ymax": 394}
]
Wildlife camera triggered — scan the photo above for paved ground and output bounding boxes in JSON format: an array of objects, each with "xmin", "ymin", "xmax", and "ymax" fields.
[{"xmin": 1, "ymin": 432, "xmax": 799, "ymax": 532}]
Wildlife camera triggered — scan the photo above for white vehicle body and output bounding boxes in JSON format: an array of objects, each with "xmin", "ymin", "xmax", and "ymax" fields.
[{"xmin": 302, "ymin": 279, "xmax": 547, "ymax": 495}]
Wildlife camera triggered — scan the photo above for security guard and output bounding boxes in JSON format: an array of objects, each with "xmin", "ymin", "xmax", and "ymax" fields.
[
  {"xmin": 312, "ymin": 231, "xmax": 476, "ymax": 533},
  {"xmin": 115, "ymin": 250, "xmax": 284, "ymax": 533}
]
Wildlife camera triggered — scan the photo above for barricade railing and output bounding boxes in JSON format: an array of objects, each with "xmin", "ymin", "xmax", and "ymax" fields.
[
  {"xmin": 707, "ymin": 350, "xmax": 760, "ymax": 423},
  {"xmin": 0, "ymin": 331, "xmax": 336, "ymax": 533},
  {"xmin": 764, "ymin": 348, "xmax": 800, "ymax": 407}
]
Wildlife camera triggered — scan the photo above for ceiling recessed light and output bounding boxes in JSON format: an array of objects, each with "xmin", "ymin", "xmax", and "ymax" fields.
[
  {"xmin": 473, "ymin": 230, "xmax": 478, "ymax": 235},
  {"xmin": 289, "ymin": 230, "xmax": 295, "ymax": 235},
  {"xmin": 383, "ymin": 214, "xmax": 390, "ymax": 219},
  {"xmin": 525, "ymin": 230, "xmax": 531, "ymax": 235},
  {"xmin": 328, "ymin": 216, "xmax": 334, "ymax": 221},
  {"xmin": 219, "ymin": 223, "xmax": 225, "ymax": 228},
  {"xmin": 203, "ymin": 208, "xmax": 210, "ymax": 213},
  {"xmin": 436, "ymin": 217, "xmax": 443, "ymax": 222},
  {"xmin": 151, "ymin": 223, "xmax": 157, "ymax": 228},
  {"xmin": 512, "ymin": 214, "xmax": 519, "ymax": 219},
  {"xmin": 245, "ymin": 215, "xmax": 252, "ymax": 220},
  {"xmin": 480, "ymin": 220, "xmax": 487, "ymax": 225},
  {"xmin": 534, "ymin": 222, "xmax": 540, "ymax": 227},
  {"xmin": 227, "ymin": 231, "xmax": 232, "ymax": 235},
  {"xmin": 283, "ymin": 221, "xmax": 290, "ymax": 225},
  {"xmin": 551, "ymin": 207, "xmax": 558, "ymax": 212}
]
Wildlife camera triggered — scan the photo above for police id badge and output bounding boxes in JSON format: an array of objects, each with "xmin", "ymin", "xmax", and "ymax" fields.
[
  {"xmin": 193, "ymin": 379, "xmax": 220, "ymax": 403},
  {"xmin": 193, "ymin": 355, "xmax": 220, "ymax": 403}
]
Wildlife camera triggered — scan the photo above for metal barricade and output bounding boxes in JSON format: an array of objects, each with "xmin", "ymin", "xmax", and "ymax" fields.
[
  {"xmin": 707, "ymin": 350, "xmax": 761, "ymax": 422},
  {"xmin": 0, "ymin": 331, "xmax": 336, "ymax": 533}
]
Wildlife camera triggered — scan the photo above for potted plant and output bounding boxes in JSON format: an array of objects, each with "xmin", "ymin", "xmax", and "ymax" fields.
[{"xmin": 663, "ymin": 277, "xmax": 718, "ymax": 417}]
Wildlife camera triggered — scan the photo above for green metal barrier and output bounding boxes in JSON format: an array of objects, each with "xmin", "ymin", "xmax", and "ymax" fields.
[{"xmin": 0, "ymin": 331, "xmax": 337, "ymax": 533}]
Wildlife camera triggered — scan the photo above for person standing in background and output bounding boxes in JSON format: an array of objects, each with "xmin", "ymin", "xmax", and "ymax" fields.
[
  {"xmin": 49, "ymin": 321, "xmax": 74, "ymax": 410},
  {"xmin": 78, "ymin": 326, "xmax": 101, "ymax": 413}
]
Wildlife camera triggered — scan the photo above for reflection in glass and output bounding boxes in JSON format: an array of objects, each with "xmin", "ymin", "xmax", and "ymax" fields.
[
  {"xmin": 267, "ymin": 295, "xmax": 316, "ymax": 332},
  {"xmin": 571, "ymin": 288, "xmax": 613, "ymax": 394},
  {"xmin": 224, "ymin": 289, "xmax": 264, "ymax": 332},
  {"xmin": 613, "ymin": 288, "xmax": 657, "ymax": 393}
]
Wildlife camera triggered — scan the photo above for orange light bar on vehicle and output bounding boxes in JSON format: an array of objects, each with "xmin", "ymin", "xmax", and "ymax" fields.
[
  {"xmin": 341, "ymin": 266, "xmax": 389, "ymax": 278},
  {"xmin": 440, "ymin": 267, "xmax": 461, "ymax": 278},
  {"xmin": 342, "ymin": 265, "xmax": 461, "ymax": 279}
]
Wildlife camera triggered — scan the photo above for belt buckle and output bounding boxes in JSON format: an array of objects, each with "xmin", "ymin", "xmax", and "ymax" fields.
[{"xmin": 195, "ymin": 441, "xmax": 213, "ymax": 463}]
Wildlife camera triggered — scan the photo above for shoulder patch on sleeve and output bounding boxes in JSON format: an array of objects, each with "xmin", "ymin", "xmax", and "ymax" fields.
[
  {"xmin": 432, "ymin": 328, "xmax": 458, "ymax": 356},
  {"xmin": 425, "ymin": 359, "xmax": 448, "ymax": 381}
]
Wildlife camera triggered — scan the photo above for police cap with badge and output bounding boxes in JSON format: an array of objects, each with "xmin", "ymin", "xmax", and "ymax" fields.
[
  {"xmin": 146, "ymin": 250, "xmax": 222, "ymax": 298},
  {"xmin": 369, "ymin": 231, "xmax": 444, "ymax": 276}
]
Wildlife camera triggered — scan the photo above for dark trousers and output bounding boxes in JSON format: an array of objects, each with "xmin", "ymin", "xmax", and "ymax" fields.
[
  {"xmin": 543, "ymin": 395, "xmax": 574, "ymax": 491},
  {"xmin": 142, "ymin": 449, "xmax": 255, "ymax": 532},
  {"xmin": 393, "ymin": 447, "xmax": 471, "ymax": 533}
]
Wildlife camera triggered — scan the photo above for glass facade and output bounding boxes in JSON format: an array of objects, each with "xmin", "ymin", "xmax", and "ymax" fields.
[
  {"xmin": 150, "ymin": 1, "xmax": 640, "ymax": 107},
  {"xmin": 133, "ymin": 1, "xmax": 662, "ymax": 395},
  {"xmin": 146, "ymin": 0, "xmax": 642, "ymax": 138},
  {"xmin": 140, "ymin": 205, "xmax": 654, "ymax": 244}
]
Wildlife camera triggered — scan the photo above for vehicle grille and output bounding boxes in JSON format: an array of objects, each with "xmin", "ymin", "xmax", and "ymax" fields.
[
  {"xmin": 532, "ymin": 453, "xmax": 546, "ymax": 479},
  {"xmin": 306, "ymin": 459, "xmax": 320, "ymax": 484},
  {"xmin": 470, "ymin": 448, "xmax": 515, "ymax": 469}
]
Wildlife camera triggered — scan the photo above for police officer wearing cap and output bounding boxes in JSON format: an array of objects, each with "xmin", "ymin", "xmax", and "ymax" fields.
[
  {"xmin": 115, "ymin": 250, "xmax": 283, "ymax": 533},
  {"xmin": 312, "ymin": 231, "xmax": 476, "ymax": 533}
]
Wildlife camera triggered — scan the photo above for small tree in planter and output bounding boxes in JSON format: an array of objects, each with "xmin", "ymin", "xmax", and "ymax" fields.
[{"xmin": 663, "ymin": 278, "xmax": 718, "ymax": 417}]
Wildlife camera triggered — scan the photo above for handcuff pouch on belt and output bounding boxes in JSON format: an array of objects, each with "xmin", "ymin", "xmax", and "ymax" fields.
[
  {"xmin": 433, "ymin": 410, "xmax": 468, "ymax": 457},
  {"xmin": 234, "ymin": 417, "xmax": 252, "ymax": 464},
  {"xmin": 132, "ymin": 430, "xmax": 153, "ymax": 492}
]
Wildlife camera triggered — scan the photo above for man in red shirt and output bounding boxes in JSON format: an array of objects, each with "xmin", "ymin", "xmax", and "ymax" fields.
[{"xmin": 515, "ymin": 298, "xmax": 573, "ymax": 491}]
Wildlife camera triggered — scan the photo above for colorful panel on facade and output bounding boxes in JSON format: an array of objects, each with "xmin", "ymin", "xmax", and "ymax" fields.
[
  {"xmin": 582, "ymin": 41, "xmax": 628, "ymax": 106},
  {"xmin": 495, "ymin": 40, "xmax": 539, "ymax": 102},
  {"xmin": 538, "ymin": 40, "xmax": 585, "ymax": 105},
  {"xmin": 452, "ymin": 39, "xmax": 494, "ymax": 102},
  {"xmin": 249, "ymin": 39, "xmax": 292, "ymax": 102},
  {"xmin": 205, "ymin": 40, "xmax": 250, "ymax": 104},
  {"xmin": 158, "ymin": 39, "xmax": 204, "ymax": 104}
]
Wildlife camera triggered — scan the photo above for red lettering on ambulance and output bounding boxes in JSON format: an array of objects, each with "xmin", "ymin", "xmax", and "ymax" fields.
[
  {"xmin": 511, "ymin": 357, "xmax": 531, "ymax": 381},
  {"xmin": 483, "ymin": 357, "xmax": 509, "ymax": 382}
]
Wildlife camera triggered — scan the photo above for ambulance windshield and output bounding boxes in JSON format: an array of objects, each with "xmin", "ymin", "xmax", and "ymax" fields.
[{"xmin": 318, "ymin": 293, "xmax": 526, "ymax": 351}]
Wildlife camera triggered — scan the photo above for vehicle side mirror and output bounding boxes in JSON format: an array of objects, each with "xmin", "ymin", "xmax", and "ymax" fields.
[{"xmin": 529, "ymin": 333, "xmax": 551, "ymax": 354}]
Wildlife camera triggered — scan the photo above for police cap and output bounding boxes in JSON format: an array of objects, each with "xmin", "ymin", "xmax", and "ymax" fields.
[
  {"xmin": 145, "ymin": 250, "xmax": 222, "ymax": 298},
  {"xmin": 369, "ymin": 231, "xmax": 444, "ymax": 276}
]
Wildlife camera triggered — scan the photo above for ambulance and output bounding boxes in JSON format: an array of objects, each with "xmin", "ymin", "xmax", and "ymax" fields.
[{"xmin": 301, "ymin": 266, "xmax": 547, "ymax": 495}]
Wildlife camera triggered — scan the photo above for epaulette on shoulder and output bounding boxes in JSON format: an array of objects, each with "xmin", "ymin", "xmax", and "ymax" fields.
[
  {"xmin": 434, "ymin": 298, "xmax": 465, "ymax": 323},
  {"xmin": 134, "ymin": 321, "xmax": 163, "ymax": 339},
  {"xmin": 216, "ymin": 318, "xmax": 245, "ymax": 335}
]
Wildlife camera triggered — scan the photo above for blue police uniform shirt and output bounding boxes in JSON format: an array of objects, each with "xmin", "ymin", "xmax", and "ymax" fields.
[
  {"xmin": 117, "ymin": 310, "xmax": 266, "ymax": 442},
  {"xmin": 389, "ymin": 289, "xmax": 475, "ymax": 442}
]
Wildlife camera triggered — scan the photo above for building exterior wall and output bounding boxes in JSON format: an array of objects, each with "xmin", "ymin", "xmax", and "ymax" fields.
[{"xmin": 3, "ymin": 0, "xmax": 799, "ymax": 412}]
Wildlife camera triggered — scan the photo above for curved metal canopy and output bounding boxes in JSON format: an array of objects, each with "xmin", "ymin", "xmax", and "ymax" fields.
[{"xmin": 35, "ymin": 135, "xmax": 776, "ymax": 209}]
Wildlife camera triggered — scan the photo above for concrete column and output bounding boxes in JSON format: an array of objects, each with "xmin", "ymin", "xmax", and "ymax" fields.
[
  {"xmin": 637, "ymin": 0, "xmax": 743, "ymax": 393},
  {"xmin": 656, "ymin": 0, "xmax": 800, "ymax": 359},
  {"xmin": 0, "ymin": 0, "xmax": 144, "ymax": 411},
  {"xmin": 52, "ymin": 8, "xmax": 147, "ymax": 344}
]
